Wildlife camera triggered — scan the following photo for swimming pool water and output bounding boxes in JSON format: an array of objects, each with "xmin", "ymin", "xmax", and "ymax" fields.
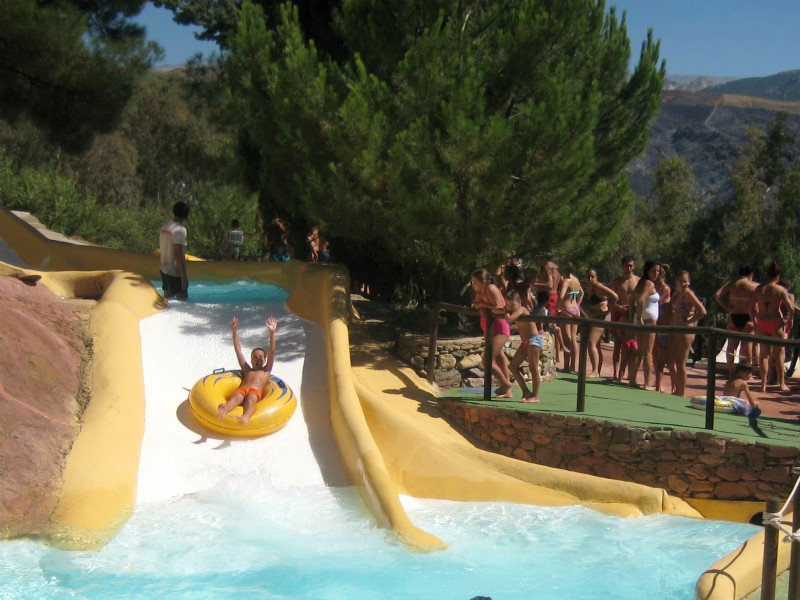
[
  {"xmin": 0, "ymin": 280, "xmax": 759, "ymax": 599},
  {"xmin": 0, "ymin": 481, "xmax": 756, "ymax": 599},
  {"xmin": 152, "ymin": 279, "xmax": 290, "ymax": 305}
]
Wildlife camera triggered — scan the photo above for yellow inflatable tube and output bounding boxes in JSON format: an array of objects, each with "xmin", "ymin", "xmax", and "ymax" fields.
[{"xmin": 189, "ymin": 369, "xmax": 297, "ymax": 436}]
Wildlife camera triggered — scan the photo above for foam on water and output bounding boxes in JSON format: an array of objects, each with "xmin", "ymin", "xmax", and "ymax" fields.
[
  {"xmin": 0, "ymin": 481, "xmax": 756, "ymax": 599},
  {"xmin": 0, "ymin": 281, "xmax": 759, "ymax": 599}
]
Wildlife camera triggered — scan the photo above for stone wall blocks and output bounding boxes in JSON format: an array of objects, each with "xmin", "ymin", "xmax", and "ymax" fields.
[
  {"xmin": 656, "ymin": 462, "xmax": 679, "ymax": 475},
  {"xmin": 715, "ymin": 482, "xmax": 751, "ymax": 499},
  {"xmin": 759, "ymin": 466, "xmax": 791, "ymax": 483},
  {"xmin": 438, "ymin": 353, "xmax": 457, "ymax": 370},
  {"xmin": 667, "ymin": 474, "xmax": 689, "ymax": 494},
  {"xmin": 714, "ymin": 465, "xmax": 740, "ymax": 482},
  {"xmin": 437, "ymin": 399, "xmax": 791, "ymax": 502},
  {"xmin": 766, "ymin": 446, "xmax": 800, "ymax": 459},
  {"xmin": 535, "ymin": 446, "xmax": 561, "ymax": 466},
  {"xmin": 608, "ymin": 442, "xmax": 632, "ymax": 454},
  {"xmin": 564, "ymin": 442, "xmax": 592, "ymax": 455},
  {"xmin": 688, "ymin": 481, "xmax": 719, "ymax": 495},
  {"xmin": 513, "ymin": 448, "xmax": 532, "ymax": 462},
  {"xmin": 698, "ymin": 454, "xmax": 727, "ymax": 467}
]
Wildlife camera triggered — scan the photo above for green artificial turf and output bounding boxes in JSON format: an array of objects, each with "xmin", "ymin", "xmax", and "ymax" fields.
[{"xmin": 442, "ymin": 374, "xmax": 799, "ymax": 447}]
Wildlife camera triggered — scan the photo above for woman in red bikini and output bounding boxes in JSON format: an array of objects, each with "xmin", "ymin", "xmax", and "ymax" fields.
[
  {"xmin": 751, "ymin": 260, "xmax": 795, "ymax": 392},
  {"xmin": 217, "ymin": 315, "xmax": 278, "ymax": 424},
  {"xmin": 471, "ymin": 268, "xmax": 514, "ymax": 398}
]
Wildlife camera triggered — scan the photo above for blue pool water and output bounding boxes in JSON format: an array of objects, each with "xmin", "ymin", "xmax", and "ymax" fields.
[
  {"xmin": 0, "ymin": 482, "xmax": 756, "ymax": 599},
  {"xmin": 0, "ymin": 280, "xmax": 759, "ymax": 598},
  {"xmin": 152, "ymin": 279, "xmax": 290, "ymax": 305}
]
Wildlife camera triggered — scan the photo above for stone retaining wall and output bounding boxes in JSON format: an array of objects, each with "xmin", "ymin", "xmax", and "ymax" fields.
[
  {"xmin": 440, "ymin": 401, "xmax": 800, "ymax": 501},
  {"xmin": 396, "ymin": 332, "xmax": 557, "ymax": 389}
]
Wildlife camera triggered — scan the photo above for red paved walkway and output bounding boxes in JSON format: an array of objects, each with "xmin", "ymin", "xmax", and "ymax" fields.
[{"xmin": 577, "ymin": 343, "xmax": 799, "ymax": 421}]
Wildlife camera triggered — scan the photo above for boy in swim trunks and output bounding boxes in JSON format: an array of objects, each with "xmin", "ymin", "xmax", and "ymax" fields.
[
  {"xmin": 217, "ymin": 315, "xmax": 278, "ymax": 424},
  {"xmin": 610, "ymin": 255, "xmax": 640, "ymax": 381},
  {"xmin": 506, "ymin": 290, "xmax": 541, "ymax": 402},
  {"xmin": 721, "ymin": 362, "xmax": 761, "ymax": 417}
]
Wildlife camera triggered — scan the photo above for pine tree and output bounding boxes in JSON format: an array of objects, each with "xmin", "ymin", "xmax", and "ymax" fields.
[
  {"xmin": 0, "ymin": 0, "xmax": 159, "ymax": 152},
  {"xmin": 221, "ymin": 0, "xmax": 665, "ymax": 287}
]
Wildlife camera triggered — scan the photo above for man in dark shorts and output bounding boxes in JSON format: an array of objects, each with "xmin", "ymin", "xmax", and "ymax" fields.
[{"xmin": 159, "ymin": 201, "xmax": 191, "ymax": 300}]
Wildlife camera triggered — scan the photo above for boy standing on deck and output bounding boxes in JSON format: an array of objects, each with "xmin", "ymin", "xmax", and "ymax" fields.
[
  {"xmin": 506, "ymin": 290, "xmax": 541, "ymax": 403},
  {"xmin": 217, "ymin": 315, "xmax": 278, "ymax": 425}
]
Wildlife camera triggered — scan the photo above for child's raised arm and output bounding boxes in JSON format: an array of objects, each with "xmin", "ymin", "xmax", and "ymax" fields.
[
  {"xmin": 231, "ymin": 316, "xmax": 250, "ymax": 370},
  {"xmin": 264, "ymin": 316, "xmax": 278, "ymax": 373}
]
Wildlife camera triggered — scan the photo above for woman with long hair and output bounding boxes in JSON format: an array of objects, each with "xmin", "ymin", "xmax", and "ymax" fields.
[
  {"xmin": 629, "ymin": 260, "xmax": 661, "ymax": 390},
  {"xmin": 582, "ymin": 268, "xmax": 618, "ymax": 377},
  {"xmin": 557, "ymin": 264, "xmax": 584, "ymax": 372},
  {"xmin": 471, "ymin": 268, "xmax": 515, "ymax": 397},
  {"xmin": 668, "ymin": 270, "xmax": 706, "ymax": 396},
  {"xmin": 751, "ymin": 260, "xmax": 795, "ymax": 392},
  {"xmin": 652, "ymin": 266, "xmax": 673, "ymax": 393}
]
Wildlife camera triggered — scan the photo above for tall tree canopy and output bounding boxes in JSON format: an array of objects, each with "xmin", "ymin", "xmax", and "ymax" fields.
[
  {"xmin": 168, "ymin": 0, "xmax": 665, "ymax": 287},
  {"xmin": 0, "ymin": 0, "xmax": 160, "ymax": 152}
]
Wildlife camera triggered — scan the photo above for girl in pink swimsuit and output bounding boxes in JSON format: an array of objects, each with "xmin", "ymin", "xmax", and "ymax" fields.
[{"xmin": 471, "ymin": 268, "xmax": 514, "ymax": 397}]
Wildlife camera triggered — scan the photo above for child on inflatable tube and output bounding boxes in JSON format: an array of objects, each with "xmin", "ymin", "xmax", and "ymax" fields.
[{"xmin": 217, "ymin": 315, "xmax": 278, "ymax": 425}]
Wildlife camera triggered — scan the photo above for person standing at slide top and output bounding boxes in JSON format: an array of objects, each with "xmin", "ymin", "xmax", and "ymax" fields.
[{"xmin": 159, "ymin": 201, "xmax": 190, "ymax": 300}]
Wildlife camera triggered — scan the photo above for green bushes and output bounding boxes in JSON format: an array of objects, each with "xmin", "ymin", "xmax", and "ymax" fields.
[{"xmin": 1, "ymin": 150, "xmax": 160, "ymax": 254}]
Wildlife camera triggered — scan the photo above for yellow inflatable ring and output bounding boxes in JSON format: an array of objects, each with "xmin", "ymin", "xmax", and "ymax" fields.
[
  {"xmin": 152, "ymin": 249, "xmax": 207, "ymax": 262},
  {"xmin": 689, "ymin": 395, "xmax": 736, "ymax": 414},
  {"xmin": 189, "ymin": 369, "xmax": 297, "ymax": 436}
]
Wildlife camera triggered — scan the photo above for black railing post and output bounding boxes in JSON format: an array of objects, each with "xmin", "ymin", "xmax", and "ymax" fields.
[
  {"xmin": 789, "ymin": 469, "xmax": 800, "ymax": 600},
  {"xmin": 483, "ymin": 310, "xmax": 494, "ymax": 403},
  {"xmin": 705, "ymin": 330, "xmax": 717, "ymax": 430},
  {"xmin": 426, "ymin": 304, "xmax": 439, "ymax": 385},
  {"xmin": 762, "ymin": 498, "xmax": 780, "ymax": 600},
  {"xmin": 577, "ymin": 322, "xmax": 589, "ymax": 412}
]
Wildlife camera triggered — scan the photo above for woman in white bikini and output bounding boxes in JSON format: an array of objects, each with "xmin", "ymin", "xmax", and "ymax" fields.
[
  {"xmin": 653, "ymin": 266, "xmax": 673, "ymax": 393},
  {"xmin": 629, "ymin": 260, "xmax": 661, "ymax": 390},
  {"xmin": 557, "ymin": 265, "xmax": 584, "ymax": 372}
]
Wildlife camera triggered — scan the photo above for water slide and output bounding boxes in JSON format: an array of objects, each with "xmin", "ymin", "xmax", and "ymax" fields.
[{"xmin": 0, "ymin": 207, "xmax": 784, "ymax": 598}]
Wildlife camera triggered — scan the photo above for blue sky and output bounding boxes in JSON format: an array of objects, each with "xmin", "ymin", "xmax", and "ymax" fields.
[{"xmin": 137, "ymin": 1, "xmax": 800, "ymax": 79}]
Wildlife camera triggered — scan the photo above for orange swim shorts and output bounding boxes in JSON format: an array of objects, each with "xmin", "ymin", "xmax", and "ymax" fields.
[{"xmin": 235, "ymin": 386, "xmax": 263, "ymax": 402}]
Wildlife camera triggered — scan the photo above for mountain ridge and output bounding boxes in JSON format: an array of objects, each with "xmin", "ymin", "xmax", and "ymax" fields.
[{"xmin": 628, "ymin": 71, "xmax": 800, "ymax": 199}]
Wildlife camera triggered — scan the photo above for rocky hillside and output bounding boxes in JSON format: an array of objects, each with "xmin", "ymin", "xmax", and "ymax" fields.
[{"xmin": 628, "ymin": 77, "xmax": 800, "ymax": 199}]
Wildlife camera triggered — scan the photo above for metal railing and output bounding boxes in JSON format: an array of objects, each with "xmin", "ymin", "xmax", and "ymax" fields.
[{"xmin": 427, "ymin": 301, "xmax": 800, "ymax": 431}]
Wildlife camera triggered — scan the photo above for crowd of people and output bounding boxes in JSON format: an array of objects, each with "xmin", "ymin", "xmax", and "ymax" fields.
[{"xmin": 468, "ymin": 254, "xmax": 796, "ymax": 408}]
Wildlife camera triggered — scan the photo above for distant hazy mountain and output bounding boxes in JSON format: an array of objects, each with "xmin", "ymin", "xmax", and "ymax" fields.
[
  {"xmin": 702, "ymin": 70, "xmax": 800, "ymax": 102},
  {"xmin": 628, "ymin": 72, "xmax": 800, "ymax": 199},
  {"xmin": 663, "ymin": 75, "xmax": 737, "ymax": 92}
]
